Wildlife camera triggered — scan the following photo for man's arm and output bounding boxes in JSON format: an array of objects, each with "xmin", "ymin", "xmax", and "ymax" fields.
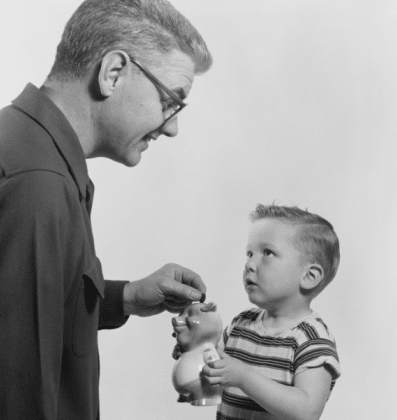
[
  {"xmin": 99, "ymin": 280, "xmax": 129, "ymax": 329},
  {"xmin": 99, "ymin": 257, "xmax": 206, "ymax": 328}
]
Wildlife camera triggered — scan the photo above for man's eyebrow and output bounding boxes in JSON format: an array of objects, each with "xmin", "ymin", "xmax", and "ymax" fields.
[{"xmin": 173, "ymin": 87, "xmax": 186, "ymax": 101}]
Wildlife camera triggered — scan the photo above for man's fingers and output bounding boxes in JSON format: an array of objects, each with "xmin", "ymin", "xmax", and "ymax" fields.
[
  {"xmin": 163, "ymin": 297, "xmax": 190, "ymax": 312},
  {"xmin": 164, "ymin": 294, "xmax": 190, "ymax": 303},
  {"xmin": 181, "ymin": 272, "xmax": 206, "ymax": 296},
  {"xmin": 167, "ymin": 264, "xmax": 206, "ymax": 295},
  {"xmin": 161, "ymin": 278, "xmax": 204, "ymax": 302}
]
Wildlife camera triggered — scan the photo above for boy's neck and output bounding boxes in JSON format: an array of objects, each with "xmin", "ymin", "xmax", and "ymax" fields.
[{"xmin": 261, "ymin": 303, "xmax": 313, "ymax": 330}]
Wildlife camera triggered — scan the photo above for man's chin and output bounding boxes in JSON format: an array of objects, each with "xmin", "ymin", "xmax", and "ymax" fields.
[{"xmin": 117, "ymin": 151, "xmax": 142, "ymax": 167}]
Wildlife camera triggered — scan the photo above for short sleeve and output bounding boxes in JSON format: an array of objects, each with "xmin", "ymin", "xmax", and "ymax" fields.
[
  {"xmin": 217, "ymin": 326, "xmax": 228, "ymax": 352},
  {"xmin": 294, "ymin": 334, "xmax": 341, "ymax": 392}
]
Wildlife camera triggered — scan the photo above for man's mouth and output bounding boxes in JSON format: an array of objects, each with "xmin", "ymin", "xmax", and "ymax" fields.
[{"xmin": 143, "ymin": 135, "xmax": 155, "ymax": 143}]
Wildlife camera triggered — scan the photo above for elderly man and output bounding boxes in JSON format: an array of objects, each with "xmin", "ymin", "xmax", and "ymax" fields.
[{"xmin": 0, "ymin": 0, "xmax": 212, "ymax": 418}]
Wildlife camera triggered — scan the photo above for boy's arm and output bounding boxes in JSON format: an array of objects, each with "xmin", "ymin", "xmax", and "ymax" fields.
[
  {"xmin": 203, "ymin": 351, "xmax": 332, "ymax": 420},
  {"xmin": 240, "ymin": 364, "xmax": 332, "ymax": 420}
]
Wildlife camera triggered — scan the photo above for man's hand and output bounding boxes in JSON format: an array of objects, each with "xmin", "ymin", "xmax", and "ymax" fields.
[
  {"xmin": 201, "ymin": 350, "xmax": 247, "ymax": 388},
  {"xmin": 123, "ymin": 263, "xmax": 206, "ymax": 317}
]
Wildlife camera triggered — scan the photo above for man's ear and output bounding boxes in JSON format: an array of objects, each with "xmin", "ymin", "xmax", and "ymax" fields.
[
  {"xmin": 300, "ymin": 263, "xmax": 324, "ymax": 292},
  {"xmin": 98, "ymin": 50, "xmax": 129, "ymax": 97}
]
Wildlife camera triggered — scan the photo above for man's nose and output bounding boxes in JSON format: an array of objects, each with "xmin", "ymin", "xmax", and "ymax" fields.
[{"xmin": 160, "ymin": 116, "xmax": 178, "ymax": 137}]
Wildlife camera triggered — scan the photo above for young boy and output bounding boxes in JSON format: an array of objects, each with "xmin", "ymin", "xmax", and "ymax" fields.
[{"xmin": 202, "ymin": 204, "xmax": 341, "ymax": 420}]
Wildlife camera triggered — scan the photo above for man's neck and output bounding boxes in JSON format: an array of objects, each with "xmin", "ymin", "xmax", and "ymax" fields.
[{"xmin": 40, "ymin": 80, "xmax": 96, "ymax": 159}]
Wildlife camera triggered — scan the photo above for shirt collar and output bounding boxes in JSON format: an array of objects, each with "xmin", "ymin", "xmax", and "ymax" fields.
[{"xmin": 12, "ymin": 83, "xmax": 90, "ymax": 200}]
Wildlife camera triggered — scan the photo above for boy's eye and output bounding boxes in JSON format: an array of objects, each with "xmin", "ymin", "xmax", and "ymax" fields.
[
  {"xmin": 263, "ymin": 249, "xmax": 274, "ymax": 257},
  {"xmin": 246, "ymin": 251, "xmax": 253, "ymax": 258}
]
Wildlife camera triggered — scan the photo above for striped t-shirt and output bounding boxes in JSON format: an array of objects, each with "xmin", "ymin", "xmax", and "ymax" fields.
[{"xmin": 216, "ymin": 308, "xmax": 341, "ymax": 420}]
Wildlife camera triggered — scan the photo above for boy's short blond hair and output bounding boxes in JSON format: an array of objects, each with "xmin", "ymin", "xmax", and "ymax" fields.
[{"xmin": 250, "ymin": 204, "xmax": 340, "ymax": 295}]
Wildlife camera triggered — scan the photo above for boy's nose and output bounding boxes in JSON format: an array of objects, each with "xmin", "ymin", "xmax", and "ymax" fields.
[{"xmin": 244, "ymin": 259, "xmax": 256, "ymax": 273}]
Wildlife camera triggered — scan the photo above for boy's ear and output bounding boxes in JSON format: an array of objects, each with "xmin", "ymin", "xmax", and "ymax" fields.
[
  {"xmin": 98, "ymin": 50, "xmax": 129, "ymax": 97},
  {"xmin": 300, "ymin": 264, "xmax": 324, "ymax": 291}
]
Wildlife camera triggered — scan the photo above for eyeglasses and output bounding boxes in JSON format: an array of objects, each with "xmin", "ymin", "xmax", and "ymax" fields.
[{"xmin": 129, "ymin": 56, "xmax": 187, "ymax": 127}]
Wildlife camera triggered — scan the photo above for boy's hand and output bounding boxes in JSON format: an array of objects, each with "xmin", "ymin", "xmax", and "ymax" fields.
[{"xmin": 201, "ymin": 350, "xmax": 247, "ymax": 388}]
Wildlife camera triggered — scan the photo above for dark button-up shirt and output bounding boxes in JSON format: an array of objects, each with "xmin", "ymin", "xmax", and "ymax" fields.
[{"xmin": 0, "ymin": 84, "xmax": 128, "ymax": 419}]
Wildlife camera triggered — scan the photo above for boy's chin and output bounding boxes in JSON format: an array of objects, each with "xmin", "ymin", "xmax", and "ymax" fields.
[
  {"xmin": 247, "ymin": 294, "xmax": 258, "ymax": 305},
  {"xmin": 246, "ymin": 293, "xmax": 265, "ymax": 308}
]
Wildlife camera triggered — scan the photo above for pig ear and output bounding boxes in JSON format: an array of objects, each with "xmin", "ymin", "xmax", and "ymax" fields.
[{"xmin": 201, "ymin": 302, "xmax": 217, "ymax": 313}]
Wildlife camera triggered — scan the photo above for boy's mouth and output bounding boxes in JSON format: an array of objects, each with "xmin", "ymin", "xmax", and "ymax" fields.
[{"xmin": 245, "ymin": 278, "xmax": 257, "ymax": 287}]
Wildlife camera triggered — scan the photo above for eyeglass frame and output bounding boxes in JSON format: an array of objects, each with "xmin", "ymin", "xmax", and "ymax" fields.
[{"xmin": 128, "ymin": 56, "xmax": 188, "ymax": 127}]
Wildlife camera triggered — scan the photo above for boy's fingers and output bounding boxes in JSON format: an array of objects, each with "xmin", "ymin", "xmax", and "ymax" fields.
[
  {"xmin": 201, "ymin": 368, "xmax": 222, "ymax": 386},
  {"xmin": 207, "ymin": 360, "xmax": 217, "ymax": 368},
  {"xmin": 201, "ymin": 366, "xmax": 210, "ymax": 375},
  {"xmin": 205, "ymin": 359, "xmax": 223, "ymax": 370},
  {"xmin": 204, "ymin": 376, "xmax": 220, "ymax": 386},
  {"xmin": 218, "ymin": 349, "xmax": 227, "ymax": 359}
]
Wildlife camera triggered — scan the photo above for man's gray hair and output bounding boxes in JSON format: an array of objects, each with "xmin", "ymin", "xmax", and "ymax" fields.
[{"xmin": 48, "ymin": 0, "xmax": 212, "ymax": 80}]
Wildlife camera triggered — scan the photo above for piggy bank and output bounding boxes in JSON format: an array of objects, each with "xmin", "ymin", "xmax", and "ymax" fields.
[{"xmin": 171, "ymin": 302, "xmax": 223, "ymax": 406}]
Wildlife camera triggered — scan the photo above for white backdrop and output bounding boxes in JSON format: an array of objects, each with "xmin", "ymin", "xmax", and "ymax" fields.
[{"xmin": 1, "ymin": 1, "xmax": 397, "ymax": 419}]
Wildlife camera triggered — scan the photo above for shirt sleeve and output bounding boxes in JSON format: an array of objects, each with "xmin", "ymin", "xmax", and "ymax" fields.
[
  {"xmin": 99, "ymin": 280, "xmax": 130, "ymax": 329},
  {"xmin": 294, "ymin": 335, "xmax": 341, "ymax": 388},
  {"xmin": 217, "ymin": 327, "xmax": 228, "ymax": 352},
  {"xmin": 219, "ymin": 316, "xmax": 238, "ymax": 353},
  {"xmin": 0, "ymin": 171, "xmax": 84, "ymax": 419}
]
